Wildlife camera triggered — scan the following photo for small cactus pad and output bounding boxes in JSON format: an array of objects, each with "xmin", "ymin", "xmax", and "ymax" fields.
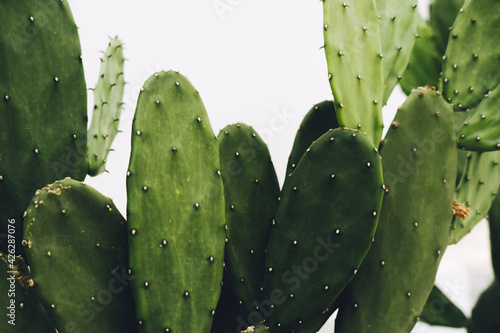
[
  {"xmin": 335, "ymin": 88, "xmax": 457, "ymax": 332},
  {"xmin": 23, "ymin": 179, "xmax": 136, "ymax": 332},
  {"xmin": 323, "ymin": 0, "xmax": 384, "ymax": 145},
  {"xmin": 457, "ymin": 84, "xmax": 500, "ymax": 151},
  {"xmin": 399, "ymin": 16, "xmax": 441, "ymax": 95},
  {"xmin": 429, "ymin": 0, "xmax": 465, "ymax": 56},
  {"xmin": 87, "ymin": 36, "xmax": 125, "ymax": 176},
  {"xmin": 0, "ymin": 252, "xmax": 56, "ymax": 332},
  {"xmin": 441, "ymin": 0, "xmax": 500, "ymax": 110},
  {"xmin": 0, "ymin": 0, "xmax": 87, "ymax": 253},
  {"xmin": 449, "ymin": 150, "xmax": 500, "ymax": 244},
  {"xmin": 487, "ymin": 188, "xmax": 500, "ymax": 281},
  {"xmin": 467, "ymin": 281, "xmax": 500, "ymax": 332},
  {"xmin": 420, "ymin": 285, "xmax": 468, "ymax": 328},
  {"xmin": 376, "ymin": 0, "xmax": 418, "ymax": 103},
  {"xmin": 285, "ymin": 100, "xmax": 338, "ymax": 177},
  {"xmin": 217, "ymin": 123, "xmax": 280, "ymax": 314},
  {"xmin": 263, "ymin": 128, "xmax": 384, "ymax": 332},
  {"xmin": 127, "ymin": 71, "xmax": 225, "ymax": 332}
]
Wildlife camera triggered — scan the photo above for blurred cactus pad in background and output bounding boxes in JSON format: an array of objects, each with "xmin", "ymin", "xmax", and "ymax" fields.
[{"xmin": 1, "ymin": 0, "xmax": 500, "ymax": 332}]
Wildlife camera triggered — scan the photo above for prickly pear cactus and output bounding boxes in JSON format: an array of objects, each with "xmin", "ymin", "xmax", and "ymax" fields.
[
  {"xmin": 87, "ymin": 36, "xmax": 125, "ymax": 176},
  {"xmin": 0, "ymin": 252, "xmax": 56, "ymax": 333},
  {"xmin": 127, "ymin": 70, "xmax": 225, "ymax": 332},
  {"xmin": 0, "ymin": 0, "xmax": 88, "ymax": 254},
  {"xmin": 441, "ymin": 0, "xmax": 500, "ymax": 110},
  {"xmin": 285, "ymin": 101, "xmax": 338, "ymax": 177},
  {"xmin": 218, "ymin": 123, "xmax": 280, "ymax": 315},
  {"xmin": 263, "ymin": 127, "xmax": 384, "ymax": 332},
  {"xmin": 376, "ymin": 0, "xmax": 418, "ymax": 103},
  {"xmin": 487, "ymin": 188, "xmax": 500, "ymax": 281},
  {"xmin": 335, "ymin": 88, "xmax": 457, "ymax": 333},
  {"xmin": 23, "ymin": 179, "xmax": 136, "ymax": 333},
  {"xmin": 449, "ymin": 149, "xmax": 500, "ymax": 244},
  {"xmin": 323, "ymin": 0, "xmax": 384, "ymax": 144},
  {"xmin": 457, "ymin": 85, "xmax": 500, "ymax": 151}
]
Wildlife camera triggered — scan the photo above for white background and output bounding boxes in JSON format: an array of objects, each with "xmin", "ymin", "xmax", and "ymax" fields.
[{"xmin": 69, "ymin": 0, "xmax": 492, "ymax": 332}]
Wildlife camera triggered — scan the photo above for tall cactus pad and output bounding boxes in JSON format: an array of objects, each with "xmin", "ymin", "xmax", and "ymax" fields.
[
  {"xmin": 263, "ymin": 128, "xmax": 384, "ymax": 332},
  {"xmin": 87, "ymin": 37, "xmax": 125, "ymax": 176},
  {"xmin": 127, "ymin": 71, "xmax": 225, "ymax": 332},
  {"xmin": 376, "ymin": 0, "xmax": 418, "ymax": 103},
  {"xmin": 0, "ymin": 0, "xmax": 87, "ymax": 253},
  {"xmin": 323, "ymin": 0, "xmax": 384, "ymax": 145},
  {"xmin": 218, "ymin": 124, "xmax": 280, "ymax": 315},
  {"xmin": 23, "ymin": 179, "xmax": 136, "ymax": 332},
  {"xmin": 449, "ymin": 150, "xmax": 500, "ymax": 244},
  {"xmin": 399, "ymin": 16, "xmax": 441, "ymax": 95},
  {"xmin": 441, "ymin": 0, "xmax": 500, "ymax": 110},
  {"xmin": 487, "ymin": 188, "xmax": 500, "ymax": 281},
  {"xmin": 420, "ymin": 285, "xmax": 468, "ymax": 328},
  {"xmin": 467, "ymin": 281, "xmax": 500, "ymax": 332},
  {"xmin": 0, "ymin": 253, "xmax": 56, "ymax": 332},
  {"xmin": 285, "ymin": 101, "xmax": 338, "ymax": 177},
  {"xmin": 335, "ymin": 88, "xmax": 457, "ymax": 333},
  {"xmin": 457, "ymin": 84, "xmax": 500, "ymax": 151}
]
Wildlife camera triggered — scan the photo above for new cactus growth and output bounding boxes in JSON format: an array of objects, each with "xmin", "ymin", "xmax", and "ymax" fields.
[
  {"xmin": 217, "ymin": 123, "xmax": 280, "ymax": 316},
  {"xmin": 127, "ymin": 70, "xmax": 225, "ymax": 332},
  {"xmin": 0, "ymin": 0, "xmax": 88, "ymax": 254},
  {"xmin": 335, "ymin": 88, "xmax": 457, "ymax": 333},
  {"xmin": 263, "ymin": 127, "xmax": 384, "ymax": 332},
  {"xmin": 22, "ymin": 178, "xmax": 136, "ymax": 332},
  {"xmin": 87, "ymin": 36, "xmax": 125, "ymax": 176}
]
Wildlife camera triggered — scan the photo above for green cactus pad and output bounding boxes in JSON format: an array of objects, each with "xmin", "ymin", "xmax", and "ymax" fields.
[
  {"xmin": 323, "ymin": 0, "xmax": 384, "ymax": 145},
  {"xmin": 376, "ymin": 0, "xmax": 418, "ymax": 103},
  {"xmin": 87, "ymin": 37, "xmax": 125, "ymax": 176},
  {"xmin": 335, "ymin": 88, "xmax": 457, "ymax": 333},
  {"xmin": 420, "ymin": 285, "xmax": 468, "ymax": 328},
  {"xmin": 441, "ymin": 0, "xmax": 500, "ymax": 110},
  {"xmin": 399, "ymin": 16, "xmax": 441, "ymax": 95},
  {"xmin": 430, "ymin": 0, "xmax": 465, "ymax": 56},
  {"xmin": 285, "ymin": 101, "xmax": 338, "ymax": 178},
  {"xmin": 23, "ymin": 178, "xmax": 136, "ymax": 333},
  {"xmin": 0, "ymin": 252, "xmax": 56, "ymax": 332},
  {"xmin": 263, "ymin": 128, "xmax": 384, "ymax": 332},
  {"xmin": 467, "ymin": 281, "xmax": 500, "ymax": 332},
  {"xmin": 127, "ymin": 70, "xmax": 225, "ymax": 332},
  {"xmin": 217, "ymin": 123, "xmax": 280, "ymax": 315},
  {"xmin": 0, "ymin": 0, "xmax": 88, "ymax": 253},
  {"xmin": 455, "ymin": 111, "xmax": 472, "ymax": 187},
  {"xmin": 487, "ymin": 188, "xmax": 500, "ymax": 280},
  {"xmin": 449, "ymin": 150, "xmax": 500, "ymax": 244},
  {"xmin": 457, "ymin": 84, "xmax": 500, "ymax": 151}
]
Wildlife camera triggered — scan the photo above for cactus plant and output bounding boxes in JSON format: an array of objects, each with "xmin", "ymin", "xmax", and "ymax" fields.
[
  {"xmin": 22, "ymin": 178, "xmax": 136, "ymax": 332},
  {"xmin": 3, "ymin": 0, "xmax": 500, "ymax": 332},
  {"xmin": 127, "ymin": 70, "xmax": 225, "ymax": 332},
  {"xmin": 87, "ymin": 37, "xmax": 125, "ymax": 176}
]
